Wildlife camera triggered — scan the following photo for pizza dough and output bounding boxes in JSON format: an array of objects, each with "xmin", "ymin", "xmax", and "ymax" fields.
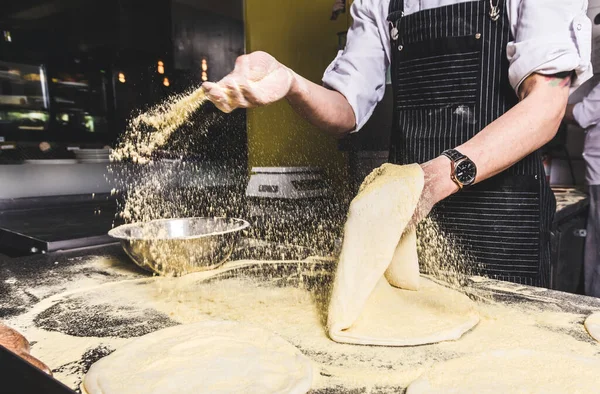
[
  {"xmin": 333, "ymin": 276, "xmax": 480, "ymax": 346},
  {"xmin": 584, "ymin": 312, "xmax": 600, "ymax": 342},
  {"xmin": 327, "ymin": 163, "xmax": 479, "ymax": 346},
  {"xmin": 406, "ymin": 349, "xmax": 600, "ymax": 393},
  {"xmin": 83, "ymin": 321, "xmax": 314, "ymax": 394}
]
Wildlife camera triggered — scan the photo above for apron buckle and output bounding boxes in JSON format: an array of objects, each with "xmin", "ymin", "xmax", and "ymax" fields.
[
  {"xmin": 389, "ymin": 21, "xmax": 399, "ymax": 41},
  {"xmin": 489, "ymin": 0, "xmax": 500, "ymax": 21}
]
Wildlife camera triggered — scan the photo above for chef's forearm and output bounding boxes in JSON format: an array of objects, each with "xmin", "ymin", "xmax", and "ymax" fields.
[
  {"xmin": 457, "ymin": 73, "xmax": 570, "ymax": 184},
  {"xmin": 286, "ymin": 72, "xmax": 356, "ymax": 138}
]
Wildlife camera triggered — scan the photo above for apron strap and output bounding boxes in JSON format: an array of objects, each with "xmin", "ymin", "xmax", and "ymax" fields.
[
  {"xmin": 388, "ymin": 0, "xmax": 404, "ymax": 14},
  {"xmin": 387, "ymin": 0, "xmax": 404, "ymax": 20}
]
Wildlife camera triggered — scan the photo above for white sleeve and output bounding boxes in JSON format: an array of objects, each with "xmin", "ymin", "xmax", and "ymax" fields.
[
  {"xmin": 506, "ymin": 0, "xmax": 593, "ymax": 94},
  {"xmin": 573, "ymin": 84, "xmax": 600, "ymax": 128},
  {"xmin": 322, "ymin": 0, "xmax": 389, "ymax": 133}
]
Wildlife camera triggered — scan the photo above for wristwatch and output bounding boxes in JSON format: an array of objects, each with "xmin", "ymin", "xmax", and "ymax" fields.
[{"xmin": 441, "ymin": 149, "xmax": 477, "ymax": 189}]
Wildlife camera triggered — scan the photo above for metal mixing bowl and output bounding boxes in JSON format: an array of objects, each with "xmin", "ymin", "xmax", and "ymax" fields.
[{"xmin": 108, "ymin": 217, "xmax": 250, "ymax": 276}]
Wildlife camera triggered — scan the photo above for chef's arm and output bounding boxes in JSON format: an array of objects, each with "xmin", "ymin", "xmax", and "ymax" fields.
[
  {"xmin": 422, "ymin": 72, "xmax": 571, "ymax": 207},
  {"xmin": 286, "ymin": 73, "xmax": 356, "ymax": 137},
  {"xmin": 201, "ymin": 51, "xmax": 356, "ymax": 137}
]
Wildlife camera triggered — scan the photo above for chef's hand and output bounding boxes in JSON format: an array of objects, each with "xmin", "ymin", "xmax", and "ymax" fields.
[
  {"xmin": 0, "ymin": 323, "xmax": 52, "ymax": 375},
  {"xmin": 409, "ymin": 156, "xmax": 459, "ymax": 227},
  {"xmin": 202, "ymin": 51, "xmax": 296, "ymax": 113}
]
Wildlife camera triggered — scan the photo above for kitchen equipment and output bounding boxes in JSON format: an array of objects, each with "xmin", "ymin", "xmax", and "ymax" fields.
[
  {"xmin": 550, "ymin": 187, "xmax": 590, "ymax": 294},
  {"xmin": 244, "ymin": 167, "xmax": 341, "ymax": 252},
  {"xmin": 74, "ymin": 148, "xmax": 111, "ymax": 164},
  {"xmin": 0, "ymin": 194, "xmax": 118, "ymax": 256},
  {"xmin": 245, "ymin": 166, "xmax": 331, "ymax": 222},
  {"xmin": 108, "ymin": 217, "xmax": 250, "ymax": 276},
  {"xmin": 0, "ymin": 346, "xmax": 76, "ymax": 394},
  {"xmin": 246, "ymin": 167, "xmax": 329, "ymax": 200}
]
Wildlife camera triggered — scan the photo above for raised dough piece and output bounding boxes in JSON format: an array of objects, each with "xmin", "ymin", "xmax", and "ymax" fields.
[
  {"xmin": 584, "ymin": 312, "xmax": 600, "ymax": 342},
  {"xmin": 386, "ymin": 228, "xmax": 420, "ymax": 291},
  {"xmin": 406, "ymin": 349, "xmax": 600, "ymax": 393},
  {"xmin": 83, "ymin": 321, "xmax": 313, "ymax": 394},
  {"xmin": 327, "ymin": 163, "xmax": 479, "ymax": 346}
]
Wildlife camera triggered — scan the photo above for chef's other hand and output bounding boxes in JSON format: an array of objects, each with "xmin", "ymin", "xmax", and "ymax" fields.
[
  {"xmin": 0, "ymin": 323, "xmax": 52, "ymax": 375},
  {"xmin": 202, "ymin": 51, "xmax": 296, "ymax": 113}
]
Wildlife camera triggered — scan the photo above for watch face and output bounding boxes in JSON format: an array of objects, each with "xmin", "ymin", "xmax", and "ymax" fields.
[{"xmin": 455, "ymin": 159, "xmax": 477, "ymax": 185}]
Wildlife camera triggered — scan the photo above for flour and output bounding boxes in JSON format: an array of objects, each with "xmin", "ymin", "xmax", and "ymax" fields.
[
  {"xmin": 106, "ymin": 85, "xmax": 234, "ymax": 229},
  {"xmin": 417, "ymin": 217, "xmax": 479, "ymax": 288},
  {"xmin": 110, "ymin": 87, "xmax": 207, "ymax": 165},
  {"xmin": 406, "ymin": 349, "xmax": 600, "ymax": 393},
  {"xmin": 7, "ymin": 259, "xmax": 600, "ymax": 392}
]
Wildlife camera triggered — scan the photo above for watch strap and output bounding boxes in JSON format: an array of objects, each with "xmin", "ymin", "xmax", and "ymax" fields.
[{"xmin": 441, "ymin": 149, "xmax": 466, "ymax": 162}]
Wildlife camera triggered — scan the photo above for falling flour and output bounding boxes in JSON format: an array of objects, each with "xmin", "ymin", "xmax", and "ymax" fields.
[
  {"xmin": 110, "ymin": 87, "xmax": 207, "ymax": 165},
  {"xmin": 105, "ymin": 85, "xmax": 241, "ymax": 232}
]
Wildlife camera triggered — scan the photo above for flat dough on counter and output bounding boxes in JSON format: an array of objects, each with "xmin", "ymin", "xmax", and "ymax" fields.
[
  {"xmin": 406, "ymin": 349, "xmax": 600, "ymax": 393},
  {"xmin": 327, "ymin": 163, "xmax": 479, "ymax": 346},
  {"xmin": 584, "ymin": 312, "xmax": 600, "ymax": 342},
  {"xmin": 83, "ymin": 320, "xmax": 313, "ymax": 394},
  {"xmin": 339, "ymin": 276, "xmax": 479, "ymax": 346}
]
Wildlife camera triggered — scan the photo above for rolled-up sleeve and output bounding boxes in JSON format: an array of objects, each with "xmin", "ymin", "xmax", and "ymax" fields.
[
  {"xmin": 322, "ymin": 0, "xmax": 389, "ymax": 132},
  {"xmin": 506, "ymin": 0, "xmax": 593, "ymax": 94},
  {"xmin": 574, "ymin": 83, "xmax": 600, "ymax": 128}
]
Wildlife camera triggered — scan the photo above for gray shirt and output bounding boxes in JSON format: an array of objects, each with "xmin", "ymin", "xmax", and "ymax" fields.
[{"xmin": 574, "ymin": 82, "xmax": 600, "ymax": 184}]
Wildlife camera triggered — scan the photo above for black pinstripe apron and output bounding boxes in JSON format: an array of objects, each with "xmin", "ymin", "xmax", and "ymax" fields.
[{"xmin": 387, "ymin": 0, "xmax": 555, "ymax": 287}]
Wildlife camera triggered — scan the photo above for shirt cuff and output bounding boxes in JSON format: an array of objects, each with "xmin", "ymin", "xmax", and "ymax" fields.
[
  {"xmin": 507, "ymin": 13, "xmax": 593, "ymax": 94},
  {"xmin": 322, "ymin": 51, "xmax": 385, "ymax": 133}
]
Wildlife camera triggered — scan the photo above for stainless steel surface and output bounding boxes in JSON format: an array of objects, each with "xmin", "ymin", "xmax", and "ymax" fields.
[
  {"xmin": 250, "ymin": 167, "xmax": 319, "ymax": 174},
  {"xmin": 246, "ymin": 166, "xmax": 330, "ymax": 199},
  {"xmin": 74, "ymin": 148, "xmax": 111, "ymax": 164},
  {"xmin": 23, "ymin": 159, "xmax": 78, "ymax": 165},
  {"xmin": 108, "ymin": 217, "xmax": 250, "ymax": 276}
]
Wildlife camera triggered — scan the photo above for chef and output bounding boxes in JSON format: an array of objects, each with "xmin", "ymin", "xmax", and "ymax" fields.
[
  {"xmin": 203, "ymin": 0, "xmax": 592, "ymax": 287},
  {"xmin": 565, "ymin": 82, "xmax": 600, "ymax": 296}
]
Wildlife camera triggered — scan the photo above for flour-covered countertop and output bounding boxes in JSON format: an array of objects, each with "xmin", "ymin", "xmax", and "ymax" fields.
[{"xmin": 2, "ymin": 241, "xmax": 600, "ymax": 393}]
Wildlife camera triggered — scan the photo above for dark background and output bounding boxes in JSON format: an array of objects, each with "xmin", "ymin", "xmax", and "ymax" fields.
[{"xmin": 0, "ymin": 0, "xmax": 246, "ymax": 162}]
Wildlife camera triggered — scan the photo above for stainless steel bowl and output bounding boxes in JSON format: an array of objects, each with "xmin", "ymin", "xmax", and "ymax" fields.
[{"xmin": 108, "ymin": 217, "xmax": 250, "ymax": 276}]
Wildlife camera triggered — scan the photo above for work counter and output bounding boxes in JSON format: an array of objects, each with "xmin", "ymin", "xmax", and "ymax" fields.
[{"xmin": 1, "ymin": 239, "xmax": 600, "ymax": 393}]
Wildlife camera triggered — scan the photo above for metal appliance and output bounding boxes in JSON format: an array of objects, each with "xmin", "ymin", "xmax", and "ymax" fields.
[
  {"xmin": 0, "ymin": 194, "xmax": 118, "ymax": 256},
  {"xmin": 245, "ymin": 167, "xmax": 341, "ymax": 252},
  {"xmin": 246, "ymin": 167, "xmax": 329, "ymax": 201}
]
